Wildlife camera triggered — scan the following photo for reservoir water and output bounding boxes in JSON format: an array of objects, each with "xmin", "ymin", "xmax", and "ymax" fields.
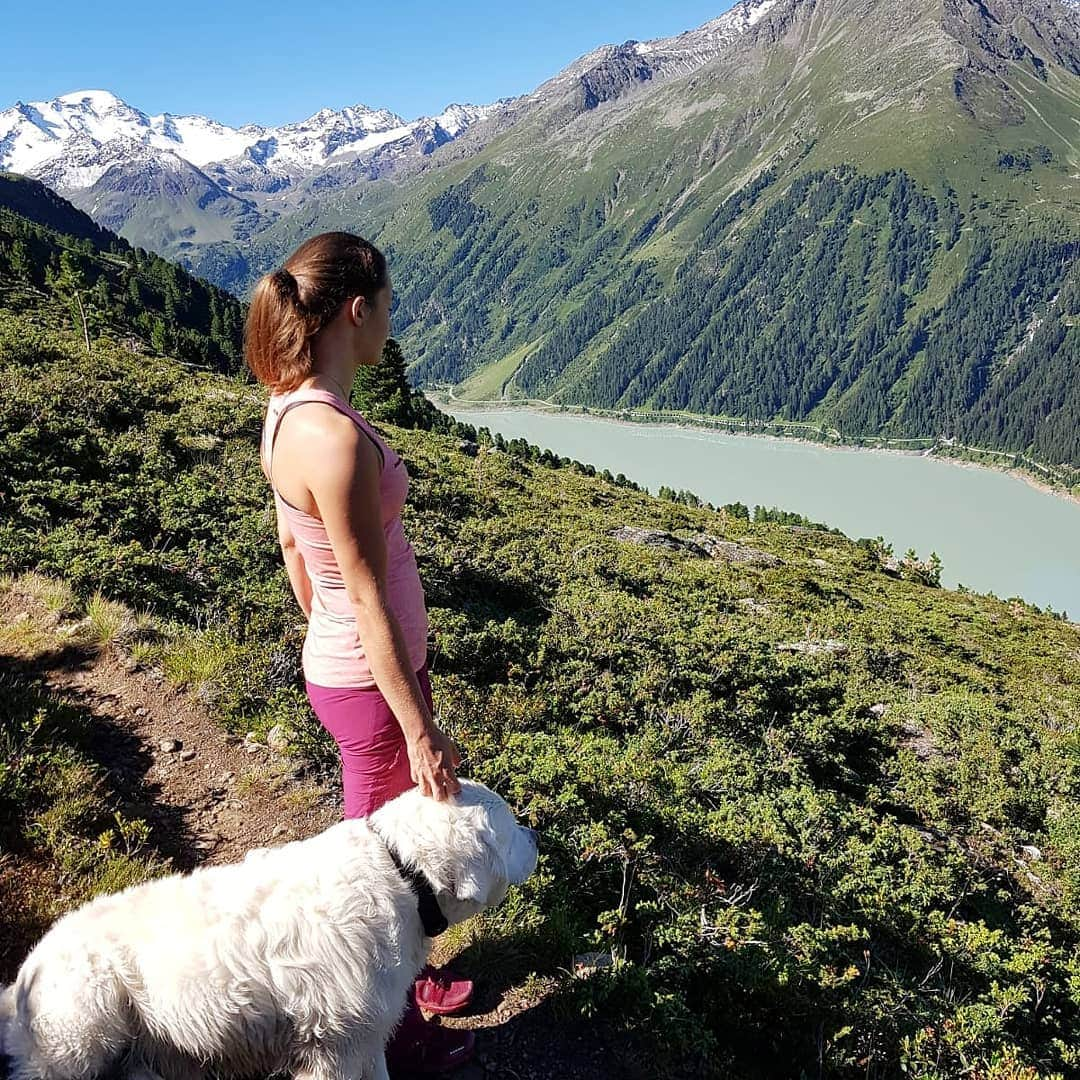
[{"xmin": 444, "ymin": 405, "xmax": 1080, "ymax": 619}]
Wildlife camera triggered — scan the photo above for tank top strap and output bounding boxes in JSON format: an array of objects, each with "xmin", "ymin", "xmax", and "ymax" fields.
[{"xmin": 265, "ymin": 388, "xmax": 386, "ymax": 482}]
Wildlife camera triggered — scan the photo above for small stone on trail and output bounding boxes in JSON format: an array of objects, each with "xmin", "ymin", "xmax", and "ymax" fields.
[
  {"xmin": 267, "ymin": 724, "xmax": 290, "ymax": 753},
  {"xmin": 179, "ymin": 749, "xmax": 197, "ymax": 762},
  {"xmin": 134, "ymin": 707, "xmax": 147, "ymax": 716},
  {"xmin": 227, "ymin": 800, "xmax": 243, "ymax": 810},
  {"xmin": 272, "ymin": 824, "xmax": 288, "ymax": 838},
  {"xmin": 159, "ymin": 739, "xmax": 182, "ymax": 753},
  {"xmin": 1020, "ymin": 845, "xmax": 1043, "ymax": 861}
]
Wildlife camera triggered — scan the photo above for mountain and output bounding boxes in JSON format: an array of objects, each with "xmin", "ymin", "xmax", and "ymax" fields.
[
  {"xmin": 199, "ymin": 0, "xmax": 1079, "ymax": 468},
  {"xmin": 0, "ymin": 90, "xmax": 498, "ymax": 258},
  {"xmin": 0, "ymin": 171, "xmax": 116, "ymax": 246},
  {"xmin": 0, "ymin": 173, "xmax": 244, "ymax": 371},
  {"xmin": 7, "ymin": 0, "xmax": 1080, "ymax": 470}
]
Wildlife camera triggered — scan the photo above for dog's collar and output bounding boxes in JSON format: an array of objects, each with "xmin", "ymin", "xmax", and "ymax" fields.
[{"xmin": 386, "ymin": 845, "xmax": 449, "ymax": 938}]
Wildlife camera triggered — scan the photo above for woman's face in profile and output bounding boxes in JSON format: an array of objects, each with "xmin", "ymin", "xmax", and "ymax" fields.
[{"xmin": 358, "ymin": 278, "xmax": 393, "ymax": 365}]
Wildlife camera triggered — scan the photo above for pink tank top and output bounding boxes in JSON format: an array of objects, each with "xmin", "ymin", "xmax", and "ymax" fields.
[{"xmin": 261, "ymin": 388, "xmax": 428, "ymax": 688}]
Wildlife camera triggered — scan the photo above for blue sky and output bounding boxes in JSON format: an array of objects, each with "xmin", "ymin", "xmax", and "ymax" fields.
[{"xmin": 3, "ymin": 1, "xmax": 735, "ymax": 126}]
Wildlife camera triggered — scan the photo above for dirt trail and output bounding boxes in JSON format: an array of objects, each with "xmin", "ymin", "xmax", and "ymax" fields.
[{"xmin": 0, "ymin": 589, "xmax": 648, "ymax": 1080}]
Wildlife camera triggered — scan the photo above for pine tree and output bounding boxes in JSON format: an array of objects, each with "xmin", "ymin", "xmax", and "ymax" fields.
[
  {"xmin": 54, "ymin": 250, "xmax": 91, "ymax": 352},
  {"xmin": 9, "ymin": 239, "xmax": 31, "ymax": 283},
  {"xmin": 352, "ymin": 337, "xmax": 415, "ymax": 426}
]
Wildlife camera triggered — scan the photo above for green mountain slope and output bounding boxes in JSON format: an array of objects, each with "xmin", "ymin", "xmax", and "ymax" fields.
[
  {"xmin": 188, "ymin": 0, "xmax": 1080, "ymax": 467},
  {"xmin": 0, "ymin": 172, "xmax": 119, "ymax": 246},
  {"xmin": 0, "ymin": 174, "xmax": 245, "ymax": 372},
  {"xmin": 1, "ymin": 311, "xmax": 1079, "ymax": 1077}
]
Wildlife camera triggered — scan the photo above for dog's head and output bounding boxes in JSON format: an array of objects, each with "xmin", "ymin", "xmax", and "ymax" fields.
[{"xmin": 371, "ymin": 780, "xmax": 538, "ymax": 926}]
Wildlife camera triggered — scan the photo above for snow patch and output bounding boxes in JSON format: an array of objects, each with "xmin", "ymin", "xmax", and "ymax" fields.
[{"xmin": 0, "ymin": 88, "xmax": 495, "ymax": 190}]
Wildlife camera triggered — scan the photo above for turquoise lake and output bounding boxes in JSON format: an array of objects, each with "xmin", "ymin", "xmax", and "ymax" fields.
[{"xmin": 444, "ymin": 405, "xmax": 1080, "ymax": 619}]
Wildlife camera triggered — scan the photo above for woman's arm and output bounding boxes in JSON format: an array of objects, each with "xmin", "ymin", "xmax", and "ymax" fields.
[
  {"xmin": 276, "ymin": 505, "xmax": 312, "ymax": 619},
  {"xmin": 305, "ymin": 413, "xmax": 460, "ymax": 801}
]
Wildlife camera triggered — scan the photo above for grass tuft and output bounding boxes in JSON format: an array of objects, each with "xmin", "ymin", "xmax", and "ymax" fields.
[{"xmin": 84, "ymin": 591, "xmax": 137, "ymax": 653}]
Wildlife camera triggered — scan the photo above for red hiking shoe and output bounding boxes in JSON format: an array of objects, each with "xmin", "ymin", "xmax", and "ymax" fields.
[
  {"xmin": 414, "ymin": 965, "xmax": 474, "ymax": 1016},
  {"xmin": 387, "ymin": 1001, "xmax": 475, "ymax": 1075}
]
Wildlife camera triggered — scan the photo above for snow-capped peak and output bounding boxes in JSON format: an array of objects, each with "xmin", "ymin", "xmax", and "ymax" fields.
[
  {"xmin": 55, "ymin": 89, "xmax": 126, "ymax": 109},
  {"xmin": 634, "ymin": 0, "xmax": 780, "ymax": 57},
  {"xmin": 0, "ymin": 89, "xmax": 496, "ymax": 191}
]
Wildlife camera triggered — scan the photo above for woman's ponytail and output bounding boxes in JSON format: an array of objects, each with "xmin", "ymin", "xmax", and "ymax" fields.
[{"xmin": 244, "ymin": 233, "xmax": 388, "ymax": 392}]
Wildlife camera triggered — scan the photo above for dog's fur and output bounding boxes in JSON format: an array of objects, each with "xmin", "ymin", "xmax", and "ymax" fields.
[{"xmin": 0, "ymin": 780, "xmax": 537, "ymax": 1080}]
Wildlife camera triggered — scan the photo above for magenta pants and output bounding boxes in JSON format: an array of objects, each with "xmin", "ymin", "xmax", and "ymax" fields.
[{"xmin": 306, "ymin": 666, "xmax": 432, "ymax": 819}]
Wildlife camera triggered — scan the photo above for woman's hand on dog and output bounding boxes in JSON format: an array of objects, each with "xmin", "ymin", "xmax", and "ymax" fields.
[{"xmin": 408, "ymin": 725, "xmax": 462, "ymax": 801}]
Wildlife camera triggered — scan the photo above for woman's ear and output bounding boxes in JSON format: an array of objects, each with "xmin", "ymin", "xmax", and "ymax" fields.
[{"xmin": 350, "ymin": 296, "xmax": 366, "ymax": 326}]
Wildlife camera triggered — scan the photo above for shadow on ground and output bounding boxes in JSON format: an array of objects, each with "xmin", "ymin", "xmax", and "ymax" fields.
[{"xmin": 0, "ymin": 644, "xmax": 195, "ymax": 981}]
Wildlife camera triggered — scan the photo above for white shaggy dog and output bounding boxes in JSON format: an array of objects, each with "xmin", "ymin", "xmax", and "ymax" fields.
[{"xmin": 0, "ymin": 780, "xmax": 538, "ymax": 1080}]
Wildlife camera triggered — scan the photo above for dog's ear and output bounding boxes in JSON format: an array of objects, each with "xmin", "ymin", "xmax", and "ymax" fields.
[{"xmin": 454, "ymin": 854, "xmax": 493, "ymax": 903}]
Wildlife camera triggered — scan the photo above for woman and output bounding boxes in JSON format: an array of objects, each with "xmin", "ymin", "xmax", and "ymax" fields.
[{"xmin": 245, "ymin": 232, "xmax": 474, "ymax": 1072}]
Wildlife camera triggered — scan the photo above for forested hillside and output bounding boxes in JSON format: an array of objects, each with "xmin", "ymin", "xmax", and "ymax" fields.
[
  {"xmin": 182, "ymin": 0, "xmax": 1080, "ymax": 469},
  {"xmin": 513, "ymin": 168, "xmax": 1080, "ymax": 467},
  {"xmin": 0, "ymin": 174, "xmax": 244, "ymax": 371}
]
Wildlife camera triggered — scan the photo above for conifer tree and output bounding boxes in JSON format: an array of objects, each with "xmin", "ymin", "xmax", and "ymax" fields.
[
  {"xmin": 9, "ymin": 239, "xmax": 30, "ymax": 283},
  {"xmin": 352, "ymin": 337, "xmax": 414, "ymax": 426}
]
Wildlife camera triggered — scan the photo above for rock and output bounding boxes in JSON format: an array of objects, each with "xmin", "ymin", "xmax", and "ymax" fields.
[
  {"xmin": 227, "ymin": 800, "xmax": 244, "ymax": 810},
  {"xmin": 194, "ymin": 840, "xmax": 216, "ymax": 851},
  {"xmin": 690, "ymin": 534, "xmax": 784, "ymax": 568},
  {"xmin": 457, "ymin": 440, "xmax": 479, "ymax": 457},
  {"xmin": 159, "ymin": 739, "xmax": 182, "ymax": 753},
  {"xmin": 216, "ymin": 771, "xmax": 235, "ymax": 784},
  {"xmin": 134, "ymin": 707, "xmax": 147, "ymax": 717},
  {"xmin": 12, "ymin": 612, "xmax": 30, "ymax": 624},
  {"xmin": 899, "ymin": 719, "xmax": 936, "ymax": 760},
  {"xmin": 737, "ymin": 597, "xmax": 772, "ymax": 615},
  {"xmin": 196, "ymin": 683, "xmax": 220, "ymax": 707},
  {"xmin": 869, "ymin": 703, "xmax": 888, "ymax": 717},
  {"xmin": 244, "ymin": 743, "xmax": 263, "ymax": 755},
  {"xmin": 179, "ymin": 749, "xmax": 197, "ymax": 762},
  {"xmin": 610, "ymin": 526, "xmax": 687, "ymax": 551},
  {"xmin": 267, "ymin": 724, "xmax": 291, "ymax": 754},
  {"xmin": 1020, "ymin": 845, "xmax": 1042, "ymax": 861},
  {"xmin": 271, "ymin": 824, "xmax": 288, "ymax": 838},
  {"xmin": 611, "ymin": 526, "xmax": 785, "ymax": 568},
  {"xmin": 776, "ymin": 640, "xmax": 849, "ymax": 656}
]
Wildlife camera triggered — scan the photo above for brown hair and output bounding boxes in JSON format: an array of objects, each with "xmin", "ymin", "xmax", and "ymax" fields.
[{"xmin": 244, "ymin": 232, "xmax": 388, "ymax": 392}]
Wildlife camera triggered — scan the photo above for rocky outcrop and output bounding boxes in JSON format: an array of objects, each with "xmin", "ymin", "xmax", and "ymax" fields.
[{"xmin": 611, "ymin": 527, "xmax": 784, "ymax": 567}]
